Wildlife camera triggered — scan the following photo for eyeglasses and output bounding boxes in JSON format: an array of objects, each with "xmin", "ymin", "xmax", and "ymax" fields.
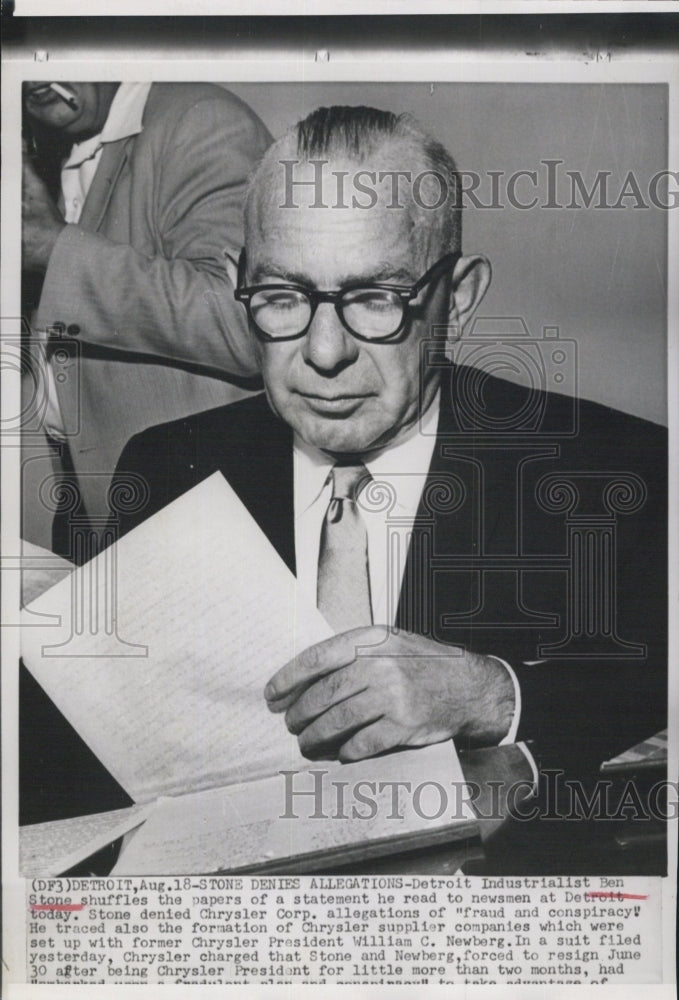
[{"xmin": 234, "ymin": 250, "xmax": 460, "ymax": 342}]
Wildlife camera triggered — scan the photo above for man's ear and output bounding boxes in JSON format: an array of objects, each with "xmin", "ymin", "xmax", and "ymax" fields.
[
  {"xmin": 449, "ymin": 253, "xmax": 492, "ymax": 330},
  {"xmin": 223, "ymin": 248, "xmax": 240, "ymax": 288}
]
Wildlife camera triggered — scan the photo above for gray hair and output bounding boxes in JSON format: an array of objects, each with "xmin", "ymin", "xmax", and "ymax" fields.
[{"xmin": 247, "ymin": 104, "xmax": 462, "ymax": 252}]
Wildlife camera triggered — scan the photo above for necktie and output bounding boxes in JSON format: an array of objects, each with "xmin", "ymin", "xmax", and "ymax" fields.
[{"xmin": 317, "ymin": 462, "xmax": 373, "ymax": 632}]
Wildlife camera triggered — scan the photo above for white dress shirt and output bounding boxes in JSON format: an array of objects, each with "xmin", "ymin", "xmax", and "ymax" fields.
[
  {"xmin": 293, "ymin": 391, "xmax": 528, "ymax": 754},
  {"xmin": 42, "ymin": 83, "xmax": 152, "ymax": 439}
]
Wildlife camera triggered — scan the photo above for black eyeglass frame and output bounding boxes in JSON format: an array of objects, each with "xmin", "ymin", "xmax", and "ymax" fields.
[{"xmin": 234, "ymin": 249, "xmax": 461, "ymax": 343}]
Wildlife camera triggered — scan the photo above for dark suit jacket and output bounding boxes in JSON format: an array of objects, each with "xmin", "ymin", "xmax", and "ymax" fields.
[{"xmin": 20, "ymin": 366, "xmax": 667, "ymax": 825}]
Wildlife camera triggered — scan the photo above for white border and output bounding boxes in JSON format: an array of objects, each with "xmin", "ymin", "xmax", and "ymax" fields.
[
  {"xmin": 8, "ymin": 1, "xmax": 679, "ymax": 17},
  {"xmin": 2, "ymin": 40, "xmax": 678, "ymax": 1000}
]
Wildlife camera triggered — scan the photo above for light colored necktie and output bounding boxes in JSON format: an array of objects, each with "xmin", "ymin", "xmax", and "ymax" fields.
[{"xmin": 317, "ymin": 462, "xmax": 373, "ymax": 632}]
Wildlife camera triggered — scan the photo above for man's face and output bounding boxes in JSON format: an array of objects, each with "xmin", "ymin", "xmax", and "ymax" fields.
[
  {"xmin": 23, "ymin": 82, "xmax": 119, "ymax": 138},
  {"xmin": 246, "ymin": 153, "xmax": 465, "ymax": 456}
]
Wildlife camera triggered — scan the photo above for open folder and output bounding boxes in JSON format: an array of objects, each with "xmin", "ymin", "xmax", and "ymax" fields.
[{"xmin": 21, "ymin": 473, "xmax": 476, "ymax": 875}]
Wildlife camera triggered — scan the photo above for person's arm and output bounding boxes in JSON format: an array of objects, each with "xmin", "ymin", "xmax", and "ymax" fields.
[
  {"xmin": 35, "ymin": 93, "xmax": 271, "ymax": 378},
  {"xmin": 264, "ymin": 625, "xmax": 516, "ymax": 762},
  {"xmin": 22, "ymin": 148, "xmax": 65, "ymax": 274},
  {"xmin": 265, "ymin": 620, "xmax": 665, "ymax": 782}
]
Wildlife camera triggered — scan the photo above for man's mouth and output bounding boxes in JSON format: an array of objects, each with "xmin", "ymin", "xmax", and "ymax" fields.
[
  {"xmin": 297, "ymin": 392, "xmax": 373, "ymax": 416},
  {"xmin": 25, "ymin": 83, "xmax": 75, "ymax": 108},
  {"xmin": 26, "ymin": 82, "xmax": 59, "ymax": 104}
]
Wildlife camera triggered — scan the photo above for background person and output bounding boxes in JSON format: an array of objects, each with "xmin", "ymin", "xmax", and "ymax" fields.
[{"xmin": 21, "ymin": 81, "xmax": 271, "ymax": 553}]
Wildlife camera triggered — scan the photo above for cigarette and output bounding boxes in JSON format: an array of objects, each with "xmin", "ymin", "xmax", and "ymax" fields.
[{"xmin": 49, "ymin": 83, "xmax": 78, "ymax": 111}]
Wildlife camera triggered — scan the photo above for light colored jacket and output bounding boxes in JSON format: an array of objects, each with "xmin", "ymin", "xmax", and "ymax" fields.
[{"xmin": 24, "ymin": 83, "xmax": 270, "ymax": 542}]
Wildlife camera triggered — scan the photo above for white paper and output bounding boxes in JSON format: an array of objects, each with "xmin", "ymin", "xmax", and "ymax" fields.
[
  {"xmin": 20, "ymin": 473, "xmax": 333, "ymax": 804},
  {"xmin": 19, "ymin": 803, "xmax": 151, "ymax": 878},
  {"xmin": 111, "ymin": 740, "xmax": 474, "ymax": 875}
]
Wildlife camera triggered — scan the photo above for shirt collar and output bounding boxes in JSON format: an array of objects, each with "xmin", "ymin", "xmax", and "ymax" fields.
[
  {"xmin": 294, "ymin": 390, "xmax": 441, "ymax": 516},
  {"xmin": 63, "ymin": 82, "xmax": 152, "ymax": 169}
]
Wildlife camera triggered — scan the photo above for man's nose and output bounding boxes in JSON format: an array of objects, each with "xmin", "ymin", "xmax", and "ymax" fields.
[{"xmin": 302, "ymin": 303, "xmax": 359, "ymax": 373}]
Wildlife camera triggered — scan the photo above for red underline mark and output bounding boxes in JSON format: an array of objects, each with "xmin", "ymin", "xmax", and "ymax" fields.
[
  {"xmin": 30, "ymin": 903, "xmax": 85, "ymax": 911},
  {"xmin": 585, "ymin": 892, "xmax": 648, "ymax": 900}
]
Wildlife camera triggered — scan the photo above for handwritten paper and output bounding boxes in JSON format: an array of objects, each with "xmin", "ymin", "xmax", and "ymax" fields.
[
  {"xmin": 21, "ymin": 473, "xmax": 332, "ymax": 805},
  {"xmin": 112, "ymin": 741, "xmax": 474, "ymax": 875}
]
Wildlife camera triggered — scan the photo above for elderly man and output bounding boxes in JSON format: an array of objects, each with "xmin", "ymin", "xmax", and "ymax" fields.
[
  {"xmin": 22, "ymin": 106, "xmax": 666, "ymax": 837},
  {"xmin": 22, "ymin": 81, "xmax": 271, "ymax": 551}
]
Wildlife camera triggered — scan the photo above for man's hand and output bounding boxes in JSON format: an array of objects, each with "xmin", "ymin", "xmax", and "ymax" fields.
[
  {"xmin": 265, "ymin": 626, "xmax": 516, "ymax": 762},
  {"xmin": 22, "ymin": 152, "xmax": 65, "ymax": 272}
]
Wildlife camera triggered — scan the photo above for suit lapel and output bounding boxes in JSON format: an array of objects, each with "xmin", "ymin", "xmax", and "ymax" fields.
[
  {"xmin": 246, "ymin": 421, "xmax": 296, "ymax": 576},
  {"xmin": 213, "ymin": 399, "xmax": 297, "ymax": 577},
  {"xmin": 395, "ymin": 366, "xmax": 499, "ymax": 637},
  {"xmin": 78, "ymin": 137, "xmax": 131, "ymax": 232}
]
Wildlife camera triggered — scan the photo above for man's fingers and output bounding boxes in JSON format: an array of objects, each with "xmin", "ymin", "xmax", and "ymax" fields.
[
  {"xmin": 284, "ymin": 661, "xmax": 368, "ymax": 735},
  {"xmin": 338, "ymin": 717, "xmax": 405, "ymax": 763},
  {"xmin": 264, "ymin": 625, "xmax": 387, "ymax": 702},
  {"xmin": 265, "ymin": 690, "xmax": 299, "ymax": 714},
  {"xmin": 297, "ymin": 689, "xmax": 383, "ymax": 759}
]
